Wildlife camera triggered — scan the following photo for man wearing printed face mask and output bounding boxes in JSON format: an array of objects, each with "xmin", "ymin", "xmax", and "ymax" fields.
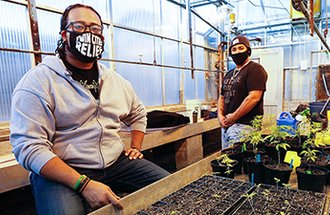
[
  {"xmin": 217, "ymin": 36, "xmax": 268, "ymax": 149},
  {"xmin": 10, "ymin": 4, "xmax": 169, "ymax": 214}
]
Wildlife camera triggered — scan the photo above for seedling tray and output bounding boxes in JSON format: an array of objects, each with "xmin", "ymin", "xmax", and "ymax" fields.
[
  {"xmin": 231, "ymin": 183, "xmax": 326, "ymax": 215},
  {"xmin": 137, "ymin": 175, "xmax": 254, "ymax": 215}
]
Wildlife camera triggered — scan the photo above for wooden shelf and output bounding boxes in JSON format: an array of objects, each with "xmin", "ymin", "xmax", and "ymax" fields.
[{"xmin": 0, "ymin": 119, "xmax": 220, "ymax": 193}]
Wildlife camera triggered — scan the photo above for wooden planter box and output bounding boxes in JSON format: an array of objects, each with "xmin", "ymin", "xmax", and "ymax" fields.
[
  {"xmin": 89, "ymin": 153, "xmax": 328, "ymax": 215},
  {"xmin": 89, "ymin": 153, "xmax": 219, "ymax": 215}
]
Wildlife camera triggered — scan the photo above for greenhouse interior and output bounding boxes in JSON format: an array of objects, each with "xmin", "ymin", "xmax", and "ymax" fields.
[{"xmin": 1, "ymin": 0, "xmax": 330, "ymax": 214}]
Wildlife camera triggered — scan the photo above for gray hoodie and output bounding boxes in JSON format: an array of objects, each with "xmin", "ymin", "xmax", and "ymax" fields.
[{"xmin": 10, "ymin": 56, "xmax": 147, "ymax": 174}]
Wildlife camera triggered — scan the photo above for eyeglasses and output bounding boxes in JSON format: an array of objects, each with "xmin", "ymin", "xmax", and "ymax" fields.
[{"xmin": 65, "ymin": 21, "xmax": 103, "ymax": 34}]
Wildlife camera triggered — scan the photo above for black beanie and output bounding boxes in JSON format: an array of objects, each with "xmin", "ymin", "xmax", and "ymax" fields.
[{"xmin": 229, "ymin": 36, "xmax": 251, "ymax": 56}]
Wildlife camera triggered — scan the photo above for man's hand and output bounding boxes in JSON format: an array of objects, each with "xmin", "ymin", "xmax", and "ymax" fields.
[
  {"xmin": 224, "ymin": 113, "xmax": 237, "ymax": 126},
  {"xmin": 218, "ymin": 114, "xmax": 229, "ymax": 128},
  {"xmin": 124, "ymin": 148, "xmax": 143, "ymax": 160},
  {"xmin": 82, "ymin": 180, "xmax": 123, "ymax": 210}
]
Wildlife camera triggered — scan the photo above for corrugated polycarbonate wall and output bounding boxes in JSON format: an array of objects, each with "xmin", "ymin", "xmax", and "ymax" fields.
[
  {"xmin": 0, "ymin": 1, "xmax": 32, "ymax": 121},
  {"xmin": 0, "ymin": 0, "xmax": 218, "ymax": 121}
]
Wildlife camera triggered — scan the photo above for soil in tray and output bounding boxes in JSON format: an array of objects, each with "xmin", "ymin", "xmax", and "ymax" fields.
[
  {"xmin": 232, "ymin": 184, "xmax": 326, "ymax": 215},
  {"xmin": 137, "ymin": 175, "xmax": 254, "ymax": 215}
]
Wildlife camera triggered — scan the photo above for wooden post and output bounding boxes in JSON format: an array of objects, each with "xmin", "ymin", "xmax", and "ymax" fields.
[
  {"xmin": 27, "ymin": 0, "xmax": 42, "ymax": 65},
  {"xmin": 175, "ymin": 134, "xmax": 203, "ymax": 170}
]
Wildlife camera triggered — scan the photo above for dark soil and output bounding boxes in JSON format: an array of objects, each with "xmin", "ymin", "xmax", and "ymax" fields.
[
  {"xmin": 137, "ymin": 175, "xmax": 326, "ymax": 215},
  {"xmin": 137, "ymin": 175, "xmax": 254, "ymax": 214},
  {"xmin": 264, "ymin": 162, "xmax": 292, "ymax": 171},
  {"xmin": 232, "ymin": 184, "xmax": 326, "ymax": 215},
  {"xmin": 301, "ymin": 156, "xmax": 330, "ymax": 168},
  {"xmin": 298, "ymin": 166, "xmax": 328, "ymax": 175}
]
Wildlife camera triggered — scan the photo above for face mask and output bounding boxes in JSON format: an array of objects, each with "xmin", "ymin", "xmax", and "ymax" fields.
[
  {"xmin": 231, "ymin": 51, "xmax": 249, "ymax": 65},
  {"xmin": 67, "ymin": 31, "xmax": 104, "ymax": 63}
]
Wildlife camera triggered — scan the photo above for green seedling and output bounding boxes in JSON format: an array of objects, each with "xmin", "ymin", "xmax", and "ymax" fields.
[
  {"xmin": 275, "ymin": 142, "xmax": 290, "ymax": 168},
  {"xmin": 274, "ymin": 177, "xmax": 281, "ymax": 190},
  {"xmin": 261, "ymin": 188, "xmax": 271, "ymax": 202},
  {"xmin": 282, "ymin": 183, "xmax": 291, "ymax": 196},
  {"xmin": 284, "ymin": 199, "xmax": 295, "ymax": 211},
  {"xmin": 224, "ymin": 169, "xmax": 233, "ymax": 176},
  {"xmin": 242, "ymin": 192, "xmax": 257, "ymax": 214}
]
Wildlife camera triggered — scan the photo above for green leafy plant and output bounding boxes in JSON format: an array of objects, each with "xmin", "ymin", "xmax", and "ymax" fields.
[
  {"xmin": 300, "ymin": 148, "xmax": 319, "ymax": 163},
  {"xmin": 302, "ymin": 122, "xmax": 325, "ymax": 149},
  {"xmin": 239, "ymin": 115, "xmax": 264, "ymax": 155},
  {"xmin": 299, "ymin": 122, "xmax": 324, "ymax": 173},
  {"xmin": 264, "ymin": 125, "xmax": 291, "ymax": 167},
  {"xmin": 216, "ymin": 154, "xmax": 236, "ymax": 166},
  {"xmin": 224, "ymin": 169, "xmax": 233, "ymax": 176},
  {"xmin": 264, "ymin": 124, "xmax": 291, "ymax": 145},
  {"xmin": 214, "ymin": 154, "xmax": 236, "ymax": 177},
  {"xmin": 299, "ymin": 147, "xmax": 320, "ymax": 173},
  {"xmin": 294, "ymin": 111, "xmax": 311, "ymax": 145}
]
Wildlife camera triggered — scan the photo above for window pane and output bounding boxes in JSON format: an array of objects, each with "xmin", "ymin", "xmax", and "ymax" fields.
[
  {"xmin": 112, "ymin": 0, "xmax": 160, "ymax": 33},
  {"xmin": 163, "ymin": 40, "xmax": 180, "ymax": 104},
  {"xmin": 116, "ymin": 64, "xmax": 163, "ymax": 106},
  {"xmin": 36, "ymin": 1, "xmax": 109, "ymax": 21},
  {"xmin": 195, "ymin": 47, "xmax": 205, "ymax": 100},
  {"xmin": 36, "ymin": 0, "xmax": 83, "ymax": 11},
  {"xmin": 114, "ymin": 28, "xmax": 159, "ymax": 64},
  {"xmin": 161, "ymin": 1, "xmax": 181, "ymax": 40},
  {"xmin": 38, "ymin": 9, "xmax": 61, "ymax": 53}
]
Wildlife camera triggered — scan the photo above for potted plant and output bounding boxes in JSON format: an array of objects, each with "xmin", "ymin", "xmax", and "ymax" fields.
[
  {"xmin": 210, "ymin": 153, "xmax": 238, "ymax": 178},
  {"xmin": 317, "ymin": 129, "xmax": 330, "ymax": 185},
  {"xmin": 241, "ymin": 115, "xmax": 270, "ymax": 184},
  {"xmin": 297, "ymin": 135, "xmax": 329, "ymax": 193},
  {"xmin": 264, "ymin": 124, "xmax": 293, "ymax": 162},
  {"xmin": 289, "ymin": 111, "xmax": 311, "ymax": 153},
  {"xmin": 220, "ymin": 147, "xmax": 244, "ymax": 175},
  {"xmin": 263, "ymin": 136, "xmax": 292, "ymax": 186}
]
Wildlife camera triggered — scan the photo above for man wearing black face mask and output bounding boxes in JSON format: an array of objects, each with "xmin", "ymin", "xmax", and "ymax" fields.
[
  {"xmin": 10, "ymin": 4, "xmax": 170, "ymax": 214},
  {"xmin": 217, "ymin": 36, "xmax": 268, "ymax": 149}
]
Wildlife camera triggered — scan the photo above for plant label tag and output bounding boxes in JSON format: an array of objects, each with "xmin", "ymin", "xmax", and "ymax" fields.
[
  {"xmin": 284, "ymin": 151, "xmax": 301, "ymax": 169},
  {"xmin": 242, "ymin": 143, "xmax": 247, "ymax": 152},
  {"xmin": 256, "ymin": 154, "xmax": 261, "ymax": 163},
  {"xmin": 306, "ymin": 170, "xmax": 312, "ymax": 175}
]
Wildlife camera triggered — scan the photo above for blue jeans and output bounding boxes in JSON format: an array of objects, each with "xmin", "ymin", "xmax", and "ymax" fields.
[
  {"xmin": 30, "ymin": 153, "xmax": 170, "ymax": 215},
  {"xmin": 221, "ymin": 123, "xmax": 253, "ymax": 149}
]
